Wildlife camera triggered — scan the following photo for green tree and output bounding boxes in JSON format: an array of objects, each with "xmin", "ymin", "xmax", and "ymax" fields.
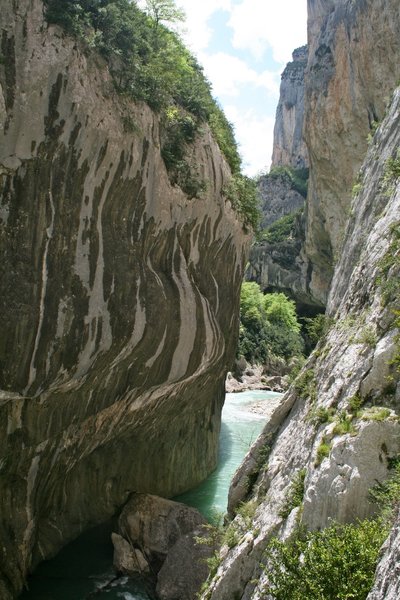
[
  {"xmin": 238, "ymin": 283, "xmax": 303, "ymax": 364},
  {"xmin": 263, "ymin": 293, "xmax": 300, "ymax": 333},
  {"xmin": 144, "ymin": 0, "xmax": 185, "ymax": 28}
]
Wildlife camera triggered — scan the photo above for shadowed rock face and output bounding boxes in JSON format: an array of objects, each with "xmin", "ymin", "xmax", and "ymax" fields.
[{"xmin": 0, "ymin": 1, "xmax": 250, "ymax": 596}]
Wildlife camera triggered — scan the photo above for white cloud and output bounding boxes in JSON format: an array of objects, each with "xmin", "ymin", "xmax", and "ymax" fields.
[
  {"xmin": 224, "ymin": 105, "xmax": 275, "ymax": 176},
  {"xmin": 177, "ymin": 0, "xmax": 233, "ymax": 54},
  {"xmin": 199, "ymin": 52, "xmax": 280, "ymax": 98},
  {"xmin": 228, "ymin": 0, "xmax": 307, "ymax": 64}
]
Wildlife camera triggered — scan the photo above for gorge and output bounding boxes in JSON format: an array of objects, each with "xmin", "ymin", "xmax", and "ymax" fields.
[{"xmin": 1, "ymin": 0, "xmax": 400, "ymax": 599}]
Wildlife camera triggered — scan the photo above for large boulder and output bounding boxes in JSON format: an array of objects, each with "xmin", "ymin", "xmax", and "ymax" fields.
[{"xmin": 118, "ymin": 494, "xmax": 206, "ymax": 566}]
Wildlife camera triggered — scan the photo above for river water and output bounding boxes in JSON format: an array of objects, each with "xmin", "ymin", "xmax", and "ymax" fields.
[{"xmin": 20, "ymin": 390, "xmax": 281, "ymax": 600}]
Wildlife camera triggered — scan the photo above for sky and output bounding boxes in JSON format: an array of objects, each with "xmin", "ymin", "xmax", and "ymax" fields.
[{"xmin": 140, "ymin": 0, "xmax": 308, "ymax": 176}]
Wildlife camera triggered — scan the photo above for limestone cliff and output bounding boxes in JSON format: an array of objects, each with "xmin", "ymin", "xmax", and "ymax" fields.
[
  {"xmin": 0, "ymin": 1, "xmax": 250, "ymax": 597},
  {"xmin": 199, "ymin": 2, "xmax": 400, "ymax": 598},
  {"xmin": 201, "ymin": 79, "xmax": 400, "ymax": 600},
  {"xmin": 305, "ymin": 0, "xmax": 400, "ymax": 303},
  {"xmin": 271, "ymin": 45, "xmax": 308, "ymax": 170}
]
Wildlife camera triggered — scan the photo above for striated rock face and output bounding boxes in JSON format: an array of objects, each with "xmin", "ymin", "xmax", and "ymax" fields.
[
  {"xmin": 271, "ymin": 45, "xmax": 308, "ymax": 170},
  {"xmin": 304, "ymin": 0, "xmax": 400, "ymax": 303},
  {"xmin": 199, "ymin": 82, "xmax": 400, "ymax": 600},
  {"xmin": 0, "ymin": 1, "xmax": 249, "ymax": 597}
]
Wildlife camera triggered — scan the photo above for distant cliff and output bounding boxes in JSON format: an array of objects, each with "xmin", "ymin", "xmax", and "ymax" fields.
[
  {"xmin": 271, "ymin": 45, "xmax": 308, "ymax": 170},
  {"xmin": 0, "ymin": 1, "xmax": 250, "ymax": 597},
  {"xmin": 247, "ymin": 46, "xmax": 314, "ymax": 311}
]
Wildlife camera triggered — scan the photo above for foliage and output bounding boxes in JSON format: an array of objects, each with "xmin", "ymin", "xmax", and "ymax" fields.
[
  {"xmin": 263, "ymin": 519, "xmax": 388, "ymax": 600},
  {"xmin": 279, "ymin": 469, "xmax": 307, "ymax": 519},
  {"xmin": 308, "ymin": 405, "xmax": 335, "ymax": 426},
  {"xmin": 294, "ymin": 368, "xmax": 316, "ymax": 402},
  {"xmin": 264, "ymin": 293, "xmax": 301, "ymax": 333},
  {"xmin": 260, "ymin": 211, "xmax": 299, "ymax": 244},
  {"xmin": 304, "ymin": 313, "xmax": 333, "ymax": 346},
  {"xmin": 43, "ymin": 0, "xmax": 244, "ymax": 192},
  {"xmin": 353, "ymin": 326, "xmax": 377, "ymax": 347},
  {"xmin": 315, "ymin": 437, "xmax": 331, "ymax": 466},
  {"xmin": 332, "ymin": 411, "xmax": 357, "ymax": 436},
  {"xmin": 376, "ymin": 222, "xmax": 400, "ymax": 306},
  {"xmin": 238, "ymin": 283, "xmax": 304, "ymax": 364},
  {"xmin": 223, "ymin": 175, "xmax": 261, "ymax": 230},
  {"xmin": 161, "ymin": 106, "xmax": 206, "ymax": 197},
  {"xmin": 361, "ymin": 407, "xmax": 393, "ymax": 422},
  {"xmin": 369, "ymin": 457, "xmax": 400, "ymax": 520},
  {"xmin": 268, "ymin": 166, "xmax": 309, "ymax": 198},
  {"xmin": 143, "ymin": 0, "xmax": 185, "ymax": 27},
  {"xmin": 234, "ymin": 499, "xmax": 258, "ymax": 527},
  {"xmin": 347, "ymin": 393, "xmax": 363, "ymax": 414}
]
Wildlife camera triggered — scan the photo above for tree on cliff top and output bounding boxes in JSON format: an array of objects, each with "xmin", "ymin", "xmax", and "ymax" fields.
[{"xmin": 144, "ymin": 0, "xmax": 185, "ymax": 28}]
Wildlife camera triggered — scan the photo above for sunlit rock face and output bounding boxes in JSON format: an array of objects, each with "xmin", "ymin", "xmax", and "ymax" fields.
[
  {"xmin": 0, "ymin": 1, "xmax": 250, "ymax": 596},
  {"xmin": 272, "ymin": 45, "xmax": 308, "ymax": 170},
  {"xmin": 304, "ymin": 0, "xmax": 400, "ymax": 303}
]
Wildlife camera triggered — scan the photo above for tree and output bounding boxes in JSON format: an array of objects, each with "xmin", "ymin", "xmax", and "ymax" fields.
[{"xmin": 144, "ymin": 0, "xmax": 185, "ymax": 28}]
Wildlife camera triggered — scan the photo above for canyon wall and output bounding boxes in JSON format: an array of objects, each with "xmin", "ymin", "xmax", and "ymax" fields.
[
  {"xmin": 201, "ymin": 0, "xmax": 400, "ymax": 597},
  {"xmin": 271, "ymin": 45, "xmax": 308, "ymax": 170},
  {"xmin": 0, "ymin": 1, "xmax": 250, "ymax": 597}
]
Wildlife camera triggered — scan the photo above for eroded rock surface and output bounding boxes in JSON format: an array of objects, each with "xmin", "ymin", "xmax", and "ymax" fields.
[
  {"xmin": 271, "ymin": 45, "xmax": 308, "ymax": 170},
  {"xmin": 0, "ymin": 1, "xmax": 249, "ymax": 597}
]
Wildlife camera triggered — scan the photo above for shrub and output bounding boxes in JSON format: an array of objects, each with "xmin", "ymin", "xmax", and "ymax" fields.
[
  {"xmin": 44, "ymin": 0, "xmax": 246, "ymax": 202},
  {"xmin": 268, "ymin": 166, "xmax": 309, "ymax": 198},
  {"xmin": 223, "ymin": 175, "xmax": 260, "ymax": 230},
  {"xmin": 260, "ymin": 211, "xmax": 299, "ymax": 244},
  {"xmin": 279, "ymin": 469, "xmax": 307, "ymax": 519},
  {"xmin": 294, "ymin": 368, "xmax": 316, "ymax": 402},
  {"xmin": 315, "ymin": 437, "xmax": 331, "ymax": 466},
  {"xmin": 263, "ymin": 519, "xmax": 388, "ymax": 600}
]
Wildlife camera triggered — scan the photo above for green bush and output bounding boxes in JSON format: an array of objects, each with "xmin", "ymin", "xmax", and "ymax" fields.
[
  {"xmin": 264, "ymin": 519, "xmax": 387, "ymax": 600},
  {"xmin": 260, "ymin": 211, "xmax": 298, "ymax": 244},
  {"xmin": 268, "ymin": 166, "xmax": 309, "ymax": 198},
  {"xmin": 238, "ymin": 283, "xmax": 304, "ymax": 364},
  {"xmin": 223, "ymin": 175, "xmax": 260, "ymax": 230},
  {"xmin": 279, "ymin": 468, "xmax": 307, "ymax": 519}
]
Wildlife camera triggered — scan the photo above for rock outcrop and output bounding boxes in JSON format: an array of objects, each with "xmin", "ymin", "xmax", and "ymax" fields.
[
  {"xmin": 0, "ymin": 1, "xmax": 250, "ymax": 597},
  {"xmin": 271, "ymin": 45, "xmax": 308, "ymax": 170},
  {"xmin": 199, "ymin": 8, "xmax": 400, "ymax": 598}
]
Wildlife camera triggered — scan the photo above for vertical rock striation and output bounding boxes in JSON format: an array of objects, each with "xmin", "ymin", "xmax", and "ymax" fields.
[
  {"xmin": 305, "ymin": 0, "xmax": 400, "ymax": 302},
  {"xmin": 271, "ymin": 45, "xmax": 308, "ymax": 170},
  {"xmin": 0, "ymin": 1, "xmax": 250, "ymax": 597}
]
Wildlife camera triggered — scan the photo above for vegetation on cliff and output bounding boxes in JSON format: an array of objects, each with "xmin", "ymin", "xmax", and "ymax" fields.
[
  {"xmin": 44, "ymin": 0, "xmax": 259, "ymax": 226},
  {"xmin": 263, "ymin": 460, "xmax": 400, "ymax": 599},
  {"xmin": 238, "ymin": 282, "xmax": 303, "ymax": 364}
]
